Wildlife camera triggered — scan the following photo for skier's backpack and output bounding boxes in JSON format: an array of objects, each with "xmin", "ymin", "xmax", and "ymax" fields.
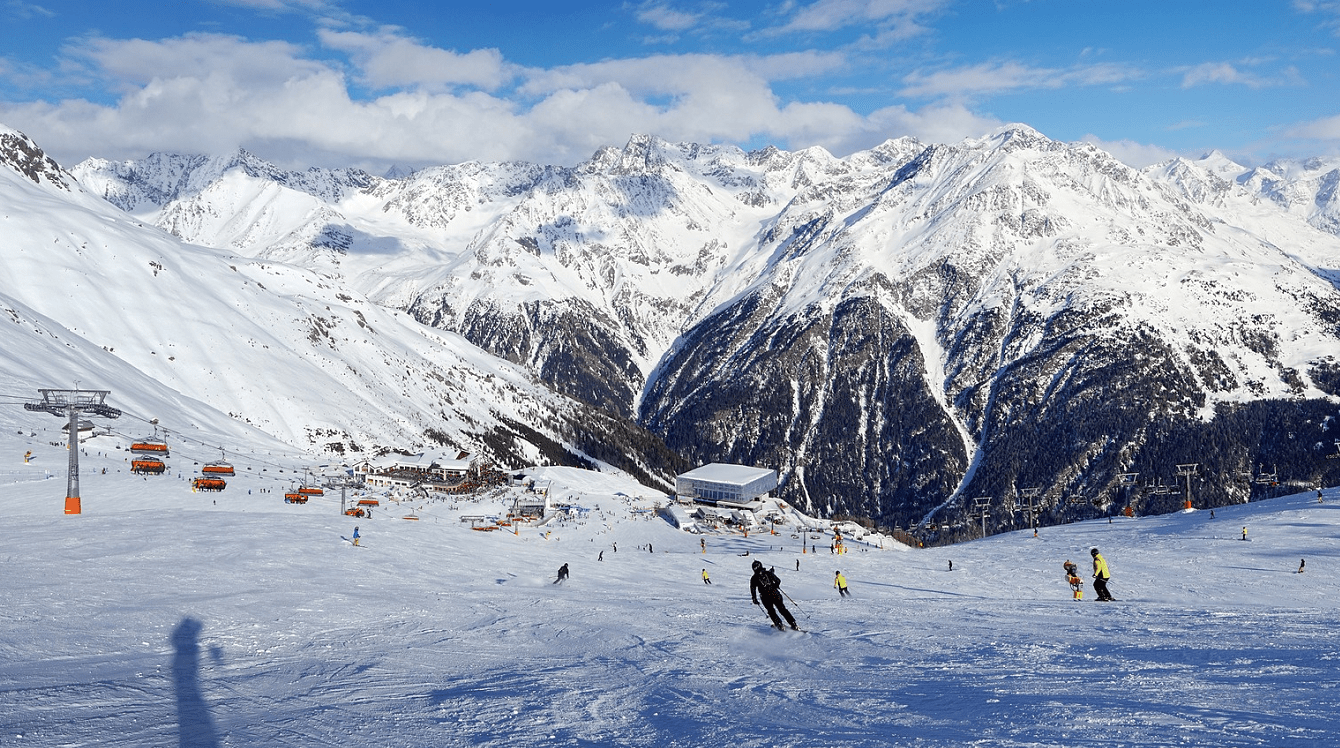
[{"xmin": 757, "ymin": 568, "xmax": 780, "ymax": 593}]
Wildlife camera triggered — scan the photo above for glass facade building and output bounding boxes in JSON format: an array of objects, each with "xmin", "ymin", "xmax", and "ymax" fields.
[{"xmin": 675, "ymin": 463, "xmax": 778, "ymax": 505}]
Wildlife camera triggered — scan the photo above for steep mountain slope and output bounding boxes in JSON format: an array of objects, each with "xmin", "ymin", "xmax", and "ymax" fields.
[
  {"xmin": 3, "ymin": 126, "xmax": 683, "ymax": 485},
  {"xmin": 63, "ymin": 127, "xmax": 1340, "ymax": 534},
  {"xmin": 1238, "ymin": 156, "xmax": 1340, "ymax": 238},
  {"xmin": 643, "ymin": 126, "xmax": 1340, "ymax": 529}
]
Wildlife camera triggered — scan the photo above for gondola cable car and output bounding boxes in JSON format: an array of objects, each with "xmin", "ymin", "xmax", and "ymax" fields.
[
  {"xmin": 131, "ymin": 456, "xmax": 167, "ymax": 475},
  {"xmin": 202, "ymin": 449, "xmax": 235, "ymax": 476},
  {"xmin": 130, "ymin": 425, "xmax": 170, "ymax": 457}
]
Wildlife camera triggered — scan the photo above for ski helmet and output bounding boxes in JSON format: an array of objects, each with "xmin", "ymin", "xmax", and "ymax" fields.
[
  {"xmin": 1090, "ymin": 547, "xmax": 1099, "ymax": 556},
  {"xmin": 752, "ymin": 560, "xmax": 763, "ymax": 570}
]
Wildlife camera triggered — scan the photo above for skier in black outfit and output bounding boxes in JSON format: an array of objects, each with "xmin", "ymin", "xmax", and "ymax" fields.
[
  {"xmin": 750, "ymin": 560, "xmax": 798, "ymax": 630},
  {"xmin": 555, "ymin": 563, "xmax": 569, "ymax": 584}
]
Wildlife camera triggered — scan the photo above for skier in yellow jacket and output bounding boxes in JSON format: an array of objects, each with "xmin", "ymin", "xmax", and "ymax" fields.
[
  {"xmin": 1091, "ymin": 548, "xmax": 1114, "ymax": 601},
  {"xmin": 834, "ymin": 570, "xmax": 850, "ymax": 597}
]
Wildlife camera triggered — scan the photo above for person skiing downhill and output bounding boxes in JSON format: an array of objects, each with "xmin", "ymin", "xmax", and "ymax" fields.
[
  {"xmin": 834, "ymin": 570, "xmax": 850, "ymax": 597},
  {"xmin": 555, "ymin": 563, "xmax": 569, "ymax": 584},
  {"xmin": 750, "ymin": 560, "xmax": 798, "ymax": 630},
  {"xmin": 702, "ymin": 569, "xmax": 712, "ymax": 585},
  {"xmin": 352, "ymin": 526, "xmax": 360, "ymax": 547},
  {"xmin": 1091, "ymin": 548, "xmax": 1114, "ymax": 601}
]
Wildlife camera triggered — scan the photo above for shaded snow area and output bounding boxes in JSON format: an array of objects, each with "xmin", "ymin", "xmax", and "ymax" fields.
[{"xmin": 3, "ymin": 442, "xmax": 1339, "ymax": 746}]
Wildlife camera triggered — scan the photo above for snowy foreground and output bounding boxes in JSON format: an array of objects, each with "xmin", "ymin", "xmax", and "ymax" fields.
[{"xmin": 3, "ymin": 447, "xmax": 1339, "ymax": 747}]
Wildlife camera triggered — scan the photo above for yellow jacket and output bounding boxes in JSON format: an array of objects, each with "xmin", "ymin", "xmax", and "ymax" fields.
[
  {"xmin": 1092, "ymin": 553, "xmax": 1110, "ymax": 579},
  {"xmin": 834, "ymin": 572, "xmax": 848, "ymax": 589}
]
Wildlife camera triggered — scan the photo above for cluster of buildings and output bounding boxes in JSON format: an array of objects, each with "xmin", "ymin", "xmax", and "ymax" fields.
[
  {"xmin": 353, "ymin": 452, "xmax": 781, "ymax": 527},
  {"xmin": 353, "ymin": 451, "xmax": 499, "ymax": 493}
]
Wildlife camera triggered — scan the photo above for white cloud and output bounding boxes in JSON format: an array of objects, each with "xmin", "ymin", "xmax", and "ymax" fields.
[
  {"xmin": 633, "ymin": 2, "xmax": 703, "ymax": 31},
  {"xmin": 207, "ymin": 0, "xmax": 330, "ymax": 11},
  {"xmin": 1080, "ymin": 134, "xmax": 1181, "ymax": 169},
  {"xmin": 1180, "ymin": 61, "xmax": 1304, "ymax": 89},
  {"xmin": 626, "ymin": 1, "xmax": 751, "ymax": 38},
  {"xmin": 520, "ymin": 51, "xmax": 846, "ymax": 98},
  {"xmin": 1293, "ymin": 0, "xmax": 1340, "ymax": 35},
  {"xmin": 900, "ymin": 60, "xmax": 1138, "ymax": 99},
  {"xmin": 1284, "ymin": 112, "xmax": 1340, "ymax": 141},
  {"xmin": 75, "ymin": 33, "xmax": 325, "ymax": 90},
  {"xmin": 5, "ymin": 1, "xmax": 54, "ymax": 19},
  {"xmin": 0, "ymin": 31, "xmax": 1003, "ymax": 171},
  {"xmin": 766, "ymin": 0, "xmax": 948, "ymax": 37},
  {"xmin": 318, "ymin": 29, "xmax": 513, "ymax": 91},
  {"xmin": 789, "ymin": 100, "xmax": 1001, "ymax": 155}
]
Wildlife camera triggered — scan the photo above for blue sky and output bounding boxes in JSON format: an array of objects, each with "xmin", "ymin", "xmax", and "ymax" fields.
[{"xmin": 2, "ymin": 0, "xmax": 1339, "ymax": 170}]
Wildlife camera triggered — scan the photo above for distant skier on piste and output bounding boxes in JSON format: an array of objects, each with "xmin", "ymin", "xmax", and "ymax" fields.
[
  {"xmin": 750, "ymin": 560, "xmax": 799, "ymax": 630},
  {"xmin": 834, "ymin": 570, "xmax": 850, "ymax": 597},
  {"xmin": 555, "ymin": 563, "xmax": 569, "ymax": 585}
]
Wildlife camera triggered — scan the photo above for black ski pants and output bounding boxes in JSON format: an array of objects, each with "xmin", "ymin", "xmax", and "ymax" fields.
[
  {"xmin": 1093, "ymin": 576, "xmax": 1112, "ymax": 600},
  {"xmin": 761, "ymin": 591, "xmax": 796, "ymax": 629}
]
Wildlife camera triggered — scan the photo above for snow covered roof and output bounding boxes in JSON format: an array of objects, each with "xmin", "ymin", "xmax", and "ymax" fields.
[{"xmin": 677, "ymin": 463, "xmax": 775, "ymax": 486}]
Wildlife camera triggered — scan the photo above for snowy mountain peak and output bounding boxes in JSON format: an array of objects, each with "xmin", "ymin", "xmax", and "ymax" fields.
[
  {"xmin": 1193, "ymin": 149, "xmax": 1248, "ymax": 179},
  {"xmin": 0, "ymin": 125, "xmax": 70, "ymax": 190},
  {"xmin": 69, "ymin": 149, "xmax": 377, "ymax": 215},
  {"xmin": 976, "ymin": 122, "xmax": 1049, "ymax": 150},
  {"xmin": 1232, "ymin": 154, "xmax": 1340, "ymax": 236}
]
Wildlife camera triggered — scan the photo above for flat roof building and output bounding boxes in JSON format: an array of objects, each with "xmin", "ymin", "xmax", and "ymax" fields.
[{"xmin": 675, "ymin": 463, "xmax": 778, "ymax": 507}]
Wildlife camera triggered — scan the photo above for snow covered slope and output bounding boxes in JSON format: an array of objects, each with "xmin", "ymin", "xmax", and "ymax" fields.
[
  {"xmin": 1, "ymin": 125, "xmax": 681, "ymax": 483},
  {"xmin": 2, "ymin": 433, "xmax": 1338, "ymax": 747},
  {"xmin": 1222, "ymin": 154, "xmax": 1340, "ymax": 238}
]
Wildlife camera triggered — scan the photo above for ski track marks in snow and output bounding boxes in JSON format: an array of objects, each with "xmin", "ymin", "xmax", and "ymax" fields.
[{"xmin": 1, "ymin": 449, "xmax": 1339, "ymax": 746}]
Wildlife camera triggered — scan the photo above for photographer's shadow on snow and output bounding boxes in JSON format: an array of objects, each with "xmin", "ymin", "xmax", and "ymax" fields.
[{"xmin": 172, "ymin": 617, "xmax": 222, "ymax": 748}]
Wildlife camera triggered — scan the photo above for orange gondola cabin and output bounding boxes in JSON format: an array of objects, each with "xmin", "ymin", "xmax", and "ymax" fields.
[
  {"xmin": 284, "ymin": 492, "xmax": 308, "ymax": 504},
  {"xmin": 192, "ymin": 477, "xmax": 226, "ymax": 492}
]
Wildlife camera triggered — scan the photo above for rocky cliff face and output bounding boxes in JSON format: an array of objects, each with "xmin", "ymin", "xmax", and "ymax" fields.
[
  {"xmin": 1, "ymin": 127, "xmax": 70, "ymax": 190},
  {"xmin": 66, "ymin": 126, "xmax": 1340, "ymax": 536}
]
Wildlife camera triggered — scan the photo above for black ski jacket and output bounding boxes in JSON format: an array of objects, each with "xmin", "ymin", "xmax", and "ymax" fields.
[{"xmin": 750, "ymin": 567, "xmax": 782, "ymax": 603}]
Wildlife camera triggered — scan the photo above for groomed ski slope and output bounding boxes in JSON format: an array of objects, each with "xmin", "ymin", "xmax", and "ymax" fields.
[{"xmin": 2, "ymin": 443, "xmax": 1338, "ymax": 747}]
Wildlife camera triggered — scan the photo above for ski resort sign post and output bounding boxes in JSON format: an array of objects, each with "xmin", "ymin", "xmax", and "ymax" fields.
[{"xmin": 22, "ymin": 388, "xmax": 121, "ymax": 515}]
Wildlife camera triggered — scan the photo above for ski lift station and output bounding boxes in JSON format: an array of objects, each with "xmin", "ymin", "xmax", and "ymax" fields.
[{"xmin": 675, "ymin": 463, "xmax": 778, "ymax": 509}]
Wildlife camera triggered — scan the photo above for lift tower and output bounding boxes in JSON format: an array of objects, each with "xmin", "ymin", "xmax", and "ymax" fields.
[
  {"xmin": 1176, "ymin": 463, "xmax": 1199, "ymax": 510},
  {"xmin": 23, "ymin": 388, "xmax": 121, "ymax": 514}
]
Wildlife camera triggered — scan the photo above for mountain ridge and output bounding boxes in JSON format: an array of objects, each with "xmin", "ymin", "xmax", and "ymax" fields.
[{"xmin": 18, "ymin": 123, "xmax": 1340, "ymax": 536}]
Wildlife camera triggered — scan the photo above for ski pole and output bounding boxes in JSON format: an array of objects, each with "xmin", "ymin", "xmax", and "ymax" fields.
[
  {"xmin": 782, "ymin": 589, "xmax": 805, "ymax": 618},
  {"xmin": 753, "ymin": 600, "xmax": 772, "ymax": 624}
]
